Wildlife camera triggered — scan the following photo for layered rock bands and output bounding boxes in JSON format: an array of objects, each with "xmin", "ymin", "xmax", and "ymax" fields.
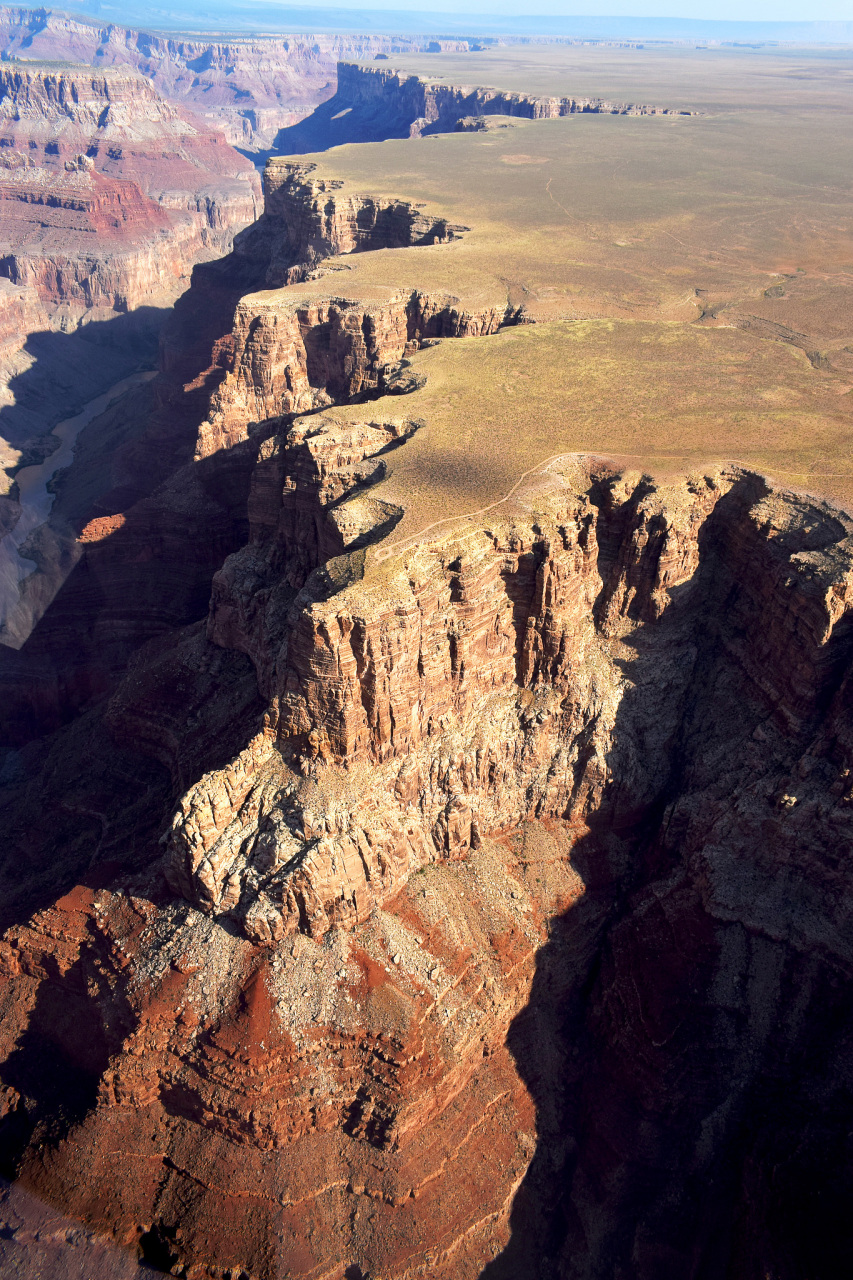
[
  {"xmin": 0, "ymin": 64, "xmax": 259, "ymax": 319},
  {"xmin": 0, "ymin": 5, "xmax": 483, "ymax": 149},
  {"xmin": 334, "ymin": 61, "xmax": 700, "ymax": 138},
  {"xmin": 0, "ymin": 157, "xmax": 851, "ymax": 1280}
]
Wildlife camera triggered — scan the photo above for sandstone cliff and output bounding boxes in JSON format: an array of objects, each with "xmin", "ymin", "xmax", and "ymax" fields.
[
  {"xmin": 332, "ymin": 61, "xmax": 699, "ymax": 140},
  {"xmin": 266, "ymin": 58, "xmax": 699, "ymax": 155},
  {"xmin": 163, "ymin": 157, "xmax": 502, "ymax": 461},
  {"xmin": 0, "ymin": 5, "xmax": 482, "ymax": 150},
  {"xmin": 1, "ymin": 452, "xmax": 852, "ymax": 1279},
  {"xmin": 0, "ymin": 64, "xmax": 259, "ymax": 319},
  {"xmin": 0, "ymin": 59, "xmax": 261, "ymax": 644},
  {"xmin": 0, "ymin": 125, "xmax": 850, "ymax": 1280},
  {"xmin": 164, "ymin": 448, "xmax": 853, "ymax": 954},
  {"xmin": 0, "ymin": 276, "xmax": 47, "ymax": 446},
  {"xmin": 0, "ymin": 157, "xmax": 514, "ymax": 718}
]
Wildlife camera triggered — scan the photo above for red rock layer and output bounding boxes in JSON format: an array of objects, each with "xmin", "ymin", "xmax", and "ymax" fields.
[
  {"xmin": 0, "ymin": 148, "xmax": 851, "ymax": 1280},
  {"xmin": 1, "ymin": 460, "xmax": 852, "ymax": 1279},
  {"xmin": 0, "ymin": 65, "xmax": 259, "ymax": 317},
  {"xmin": 0, "ymin": 822, "xmax": 588, "ymax": 1279},
  {"xmin": 0, "ymin": 6, "xmax": 481, "ymax": 149}
]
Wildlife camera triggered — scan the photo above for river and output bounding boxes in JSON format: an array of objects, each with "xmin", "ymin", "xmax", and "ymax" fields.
[{"xmin": 0, "ymin": 369, "xmax": 156, "ymax": 650}]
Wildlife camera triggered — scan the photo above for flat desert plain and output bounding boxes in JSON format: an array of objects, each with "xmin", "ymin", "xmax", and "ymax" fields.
[{"xmin": 256, "ymin": 41, "xmax": 853, "ymax": 545}]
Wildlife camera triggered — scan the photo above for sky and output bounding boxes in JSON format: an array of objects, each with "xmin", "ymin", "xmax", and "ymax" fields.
[
  {"xmin": 276, "ymin": 1, "xmax": 853, "ymax": 14},
  {"xmin": 24, "ymin": 0, "xmax": 853, "ymax": 33}
]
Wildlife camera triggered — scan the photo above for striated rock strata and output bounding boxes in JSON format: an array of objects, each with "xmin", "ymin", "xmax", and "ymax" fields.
[
  {"xmin": 0, "ymin": 64, "xmax": 259, "ymax": 320},
  {"xmin": 0, "ymin": 144, "xmax": 850, "ymax": 1280},
  {"xmin": 162, "ymin": 156, "xmax": 473, "ymax": 394},
  {"xmin": 0, "ymin": 158, "xmax": 515, "ymax": 720},
  {"xmin": 1, "ymin": 439, "xmax": 851, "ymax": 1277},
  {"xmin": 330, "ymin": 61, "xmax": 699, "ymax": 140},
  {"xmin": 0, "ymin": 5, "xmax": 487, "ymax": 151},
  {"xmin": 165, "ymin": 453, "xmax": 853, "ymax": 957}
]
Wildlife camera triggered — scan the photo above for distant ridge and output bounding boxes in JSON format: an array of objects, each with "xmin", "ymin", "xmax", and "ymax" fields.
[{"xmin": 5, "ymin": 1, "xmax": 853, "ymax": 43}]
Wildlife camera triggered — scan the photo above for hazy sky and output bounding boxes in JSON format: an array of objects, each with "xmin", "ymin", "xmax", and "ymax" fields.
[
  {"xmin": 242, "ymin": 0, "xmax": 853, "ymax": 17},
  {"xmin": 48, "ymin": 0, "xmax": 853, "ymax": 29}
]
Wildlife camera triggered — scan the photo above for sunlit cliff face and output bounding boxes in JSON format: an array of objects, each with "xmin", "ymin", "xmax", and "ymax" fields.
[
  {"xmin": 1, "ymin": 40, "xmax": 852, "ymax": 1280},
  {"xmin": 2, "ymin": 440, "xmax": 852, "ymax": 1279}
]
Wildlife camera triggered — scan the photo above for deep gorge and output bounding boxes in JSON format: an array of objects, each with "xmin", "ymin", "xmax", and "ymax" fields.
[{"xmin": 0, "ymin": 73, "xmax": 851, "ymax": 1280}]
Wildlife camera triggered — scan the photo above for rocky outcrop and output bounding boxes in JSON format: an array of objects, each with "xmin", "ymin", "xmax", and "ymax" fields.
[
  {"xmin": 0, "ymin": 64, "xmax": 259, "ymax": 319},
  {"xmin": 163, "ymin": 157, "xmax": 508, "ymax": 461},
  {"xmin": 0, "ymin": 106, "xmax": 850, "ymax": 1280},
  {"xmin": 1, "ymin": 456, "xmax": 852, "ymax": 1278},
  {"xmin": 262, "ymin": 159, "xmax": 467, "ymax": 279},
  {"xmin": 0, "ymin": 277, "xmax": 46, "ymax": 361},
  {"xmin": 159, "ymin": 157, "xmax": 461, "ymax": 395},
  {"xmin": 0, "ymin": 817, "xmax": 580, "ymax": 1279},
  {"xmin": 0, "ymin": 157, "xmax": 516, "ymax": 729},
  {"xmin": 163, "ymin": 451, "xmax": 853, "ymax": 948},
  {"xmin": 332, "ymin": 61, "xmax": 700, "ymax": 139},
  {"xmin": 0, "ymin": 5, "xmax": 489, "ymax": 150},
  {"xmin": 192, "ymin": 288, "xmax": 515, "ymax": 460}
]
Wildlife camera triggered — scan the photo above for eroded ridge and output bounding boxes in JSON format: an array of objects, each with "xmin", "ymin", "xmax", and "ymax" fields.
[
  {"xmin": 164, "ymin": 157, "xmax": 513, "ymax": 461},
  {"xmin": 165, "ymin": 450, "xmax": 853, "ymax": 945},
  {"xmin": 2, "ymin": 76, "xmax": 853, "ymax": 1277},
  {"xmin": 263, "ymin": 160, "xmax": 469, "ymax": 281},
  {"xmin": 192, "ymin": 289, "xmax": 518, "ymax": 460},
  {"xmin": 4, "ymin": 454, "xmax": 853, "ymax": 1278},
  {"xmin": 0, "ymin": 154, "xmax": 518, "ymax": 721},
  {"xmin": 336, "ymin": 62, "xmax": 701, "ymax": 138}
]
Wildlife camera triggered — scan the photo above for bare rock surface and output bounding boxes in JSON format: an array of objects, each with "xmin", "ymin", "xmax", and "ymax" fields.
[
  {"xmin": 0, "ymin": 156, "xmax": 515, "ymax": 705},
  {"xmin": 0, "ymin": 5, "xmax": 477, "ymax": 151},
  {"xmin": 0, "ymin": 114, "xmax": 850, "ymax": 1280},
  {"xmin": 271, "ymin": 59, "xmax": 699, "ymax": 154},
  {"xmin": 0, "ymin": 447, "xmax": 851, "ymax": 1278},
  {"xmin": 0, "ymin": 63, "xmax": 260, "ymax": 320}
]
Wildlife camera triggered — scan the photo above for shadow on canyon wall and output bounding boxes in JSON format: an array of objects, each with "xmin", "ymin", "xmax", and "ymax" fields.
[
  {"xmin": 0, "ymin": 945, "xmax": 135, "ymax": 1181},
  {"xmin": 0, "ymin": 303, "xmax": 270, "ymax": 934},
  {"xmin": 0, "ymin": 1174, "xmax": 160, "ymax": 1279},
  {"xmin": 0, "ymin": 308, "xmax": 167, "ymax": 452},
  {"xmin": 480, "ymin": 485, "xmax": 853, "ymax": 1280},
  {"xmin": 0, "ymin": 308, "xmax": 168, "ymax": 555},
  {"xmin": 481, "ymin": 832, "xmax": 853, "ymax": 1280},
  {"xmin": 0, "ymin": 939, "xmax": 159, "ymax": 1277},
  {"xmin": 0, "ymin": 292, "xmax": 262, "ymax": 739},
  {"xmin": 248, "ymin": 90, "xmax": 413, "ymax": 166},
  {"xmin": 0, "ymin": 623, "xmax": 265, "ymax": 936},
  {"xmin": 2, "ymin": 309, "xmax": 853, "ymax": 1279}
]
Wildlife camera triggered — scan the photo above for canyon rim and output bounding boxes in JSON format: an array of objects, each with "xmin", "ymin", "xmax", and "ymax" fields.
[{"xmin": 0, "ymin": 23, "xmax": 852, "ymax": 1280}]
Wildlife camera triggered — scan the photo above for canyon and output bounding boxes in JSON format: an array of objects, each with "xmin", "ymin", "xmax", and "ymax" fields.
[
  {"xmin": 0, "ymin": 6, "xmax": 480, "ymax": 151},
  {"xmin": 333, "ymin": 60, "xmax": 698, "ymax": 139},
  {"xmin": 0, "ymin": 62, "xmax": 260, "ymax": 318},
  {"xmin": 0, "ymin": 9, "xmax": 565, "ymax": 656},
  {"xmin": 260, "ymin": 58, "xmax": 698, "ymax": 156},
  {"xmin": 0, "ymin": 57, "xmax": 260, "ymax": 643},
  {"xmin": 0, "ymin": 35, "xmax": 852, "ymax": 1280}
]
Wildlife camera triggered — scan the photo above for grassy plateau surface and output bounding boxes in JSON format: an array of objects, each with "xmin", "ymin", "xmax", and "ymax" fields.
[{"xmin": 259, "ymin": 43, "xmax": 853, "ymax": 552}]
